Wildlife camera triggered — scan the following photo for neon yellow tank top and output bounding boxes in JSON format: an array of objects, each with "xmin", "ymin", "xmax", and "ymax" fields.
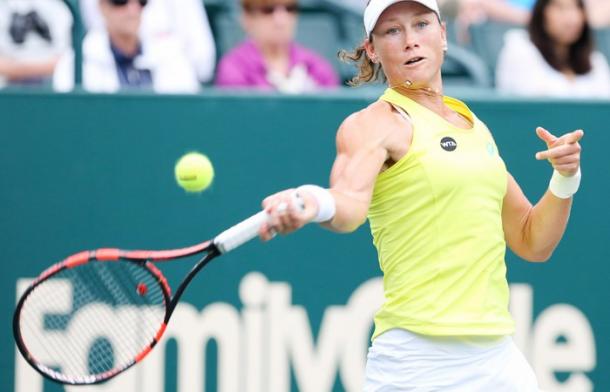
[{"xmin": 369, "ymin": 89, "xmax": 514, "ymax": 339}]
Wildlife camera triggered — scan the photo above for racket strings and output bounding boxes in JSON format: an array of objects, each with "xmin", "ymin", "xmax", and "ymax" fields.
[{"xmin": 18, "ymin": 260, "xmax": 167, "ymax": 382}]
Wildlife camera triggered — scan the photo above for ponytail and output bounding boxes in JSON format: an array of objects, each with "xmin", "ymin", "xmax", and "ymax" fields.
[{"xmin": 339, "ymin": 38, "xmax": 386, "ymax": 87}]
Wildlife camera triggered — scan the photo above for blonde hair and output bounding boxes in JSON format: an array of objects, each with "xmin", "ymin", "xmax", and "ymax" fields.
[{"xmin": 338, "ymin": 37, "xmax": 386, "ymax": 87}]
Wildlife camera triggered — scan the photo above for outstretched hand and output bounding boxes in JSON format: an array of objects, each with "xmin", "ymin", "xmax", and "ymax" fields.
[{"xmin": 535, "ymin": 127, "xmax": 583, "ymax": 177}]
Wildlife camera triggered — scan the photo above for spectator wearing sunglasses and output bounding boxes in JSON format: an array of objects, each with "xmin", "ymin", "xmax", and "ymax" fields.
[
  {"xmin": 215, "ymin": 0, "xmax": 339, "ymax": 93},
  {"xmin": 53, "ymin": 0, "xmax": 198, "ymax": 93},
  {"xmin": 79, "ymin": 0, "xmax": 216, "ymax": 83}
]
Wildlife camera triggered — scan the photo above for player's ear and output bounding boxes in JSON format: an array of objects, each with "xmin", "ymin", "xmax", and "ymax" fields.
[{"xmin": 364, "ymin": 38, "xmax": 378, "ymax": 64}]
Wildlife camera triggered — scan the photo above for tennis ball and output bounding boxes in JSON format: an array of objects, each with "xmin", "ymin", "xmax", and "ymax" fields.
[{"xmin": 175, "ymin": 152, "xmax": 214, "ymax": 193}]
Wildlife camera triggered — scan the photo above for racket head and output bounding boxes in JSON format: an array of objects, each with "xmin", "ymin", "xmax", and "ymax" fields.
[{"xmin": 13, "ymin": 254, "xmax": 171, "ymax": 385}]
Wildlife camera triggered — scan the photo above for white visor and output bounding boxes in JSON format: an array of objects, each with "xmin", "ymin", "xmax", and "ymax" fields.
[{"xmin": 364, "ymin": 0, "xmax": 441, "ymax": 37}]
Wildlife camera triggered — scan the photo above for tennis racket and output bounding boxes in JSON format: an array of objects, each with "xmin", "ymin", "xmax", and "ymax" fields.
[{"xmin": 13, "ymin": 198, "xmax": 302, "ymax": 385}]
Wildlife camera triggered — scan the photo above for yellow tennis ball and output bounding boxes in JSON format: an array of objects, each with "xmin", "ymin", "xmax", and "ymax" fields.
[{"xmin": 174, "ymin": 152, "xmax": 214, "ymax": 193}]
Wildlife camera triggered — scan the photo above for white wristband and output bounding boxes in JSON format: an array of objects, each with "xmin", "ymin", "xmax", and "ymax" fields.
[
  {"xmin": 549, "ymin": 168, "xmax": 581, "ymax": 199},
  {"xmin": 297, "ymin": 184, "xmax": 336, "ymax": 223}
]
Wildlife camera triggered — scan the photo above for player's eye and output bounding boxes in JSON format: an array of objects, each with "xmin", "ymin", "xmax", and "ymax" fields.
[{"xmin": 385, "ymin": 27, "xmax": 400, "ymax": 35}]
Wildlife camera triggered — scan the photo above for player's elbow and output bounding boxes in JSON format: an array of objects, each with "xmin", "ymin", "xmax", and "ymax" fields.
[
  {"xmin": 510, "ymin": 228, "xmax": 557, "ymax": 263},
  {"xmin": 524, "ymin": 252, "xmax": 552, "ymax": 263},
  {"xmin": 520, "ymin": 246, "xmax": 555, "ymax": 263}
]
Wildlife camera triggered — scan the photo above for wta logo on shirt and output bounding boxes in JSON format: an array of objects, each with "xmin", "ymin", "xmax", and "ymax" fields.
[{"xmin": 440, "ymin": 137, "xmax": 457, "ymax": 152}]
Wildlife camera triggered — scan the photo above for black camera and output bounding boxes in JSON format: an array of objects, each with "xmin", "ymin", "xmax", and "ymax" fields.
[{"xmin": 9, "ymin": 11, "xmax": 52, "ymax": 45}]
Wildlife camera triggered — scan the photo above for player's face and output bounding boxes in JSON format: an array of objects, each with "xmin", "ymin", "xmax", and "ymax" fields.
[
  {"xmin": 544, "ymin": 0, "xmax": 586, "ymax": 46},
  {"xmin": 366, "ymin": 1, "xmax": 446, "ymax": 89},
  {"xmin": 242, "ymin": 2, "xmax": 298, "ymax": 49},
  {"xmin": 100, "ymin": 0, "xmax": 144, "ymax": 38}
]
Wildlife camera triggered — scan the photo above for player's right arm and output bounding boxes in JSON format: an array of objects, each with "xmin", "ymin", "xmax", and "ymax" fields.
[
  {"xmin": 322, "ymin": 110, "xmax": 390, "ymax": 233},
  {"xmin": 260, "ymin": 102, "xmax": 405, "ymax": 239}
]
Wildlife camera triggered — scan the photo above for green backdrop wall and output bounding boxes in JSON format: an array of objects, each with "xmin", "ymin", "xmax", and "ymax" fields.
[{"xmin": 0, "ymin": 90, "xmax": 608, "ymax": 392}]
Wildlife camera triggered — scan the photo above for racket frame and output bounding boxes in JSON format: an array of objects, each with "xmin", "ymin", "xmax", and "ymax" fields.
[{"xmin": 13, "ymin": 242, "xmax": 219, "ymax": 385}]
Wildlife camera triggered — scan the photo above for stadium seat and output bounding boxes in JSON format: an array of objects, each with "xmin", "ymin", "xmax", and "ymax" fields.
[
  {"xmin": 203, "ymin": 0, "xmax": 233, "ymax": 59},
  {"xmin": 336, "ymin": 14, "xmax": 365, "ymax": 84},
  {"xmin": 442, "ymin": 44, "xmax": 492, "ymax": 88},
  {"xmin": 212, "ymin": 11, "xmax": 242, "ymax": 61},
  {"xmin": 595, "ymin": 28, "xmax": 610, "ymax": 63},
  {"xmin": 296, "ymin": 12, "xmax": 345, "ymax": 78},
  {"xmin": 469, "ymin": 21, "xmax": 523, "ymax": 75}
]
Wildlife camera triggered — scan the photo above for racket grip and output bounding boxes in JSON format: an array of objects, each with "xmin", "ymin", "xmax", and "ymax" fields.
[
  {"xmin": 213, "ymin": 193, "xmax": 304, "ymax": 254},
  {"xmin": 213, "ymin": 211, "xmax": 268, "ymax": 254}
]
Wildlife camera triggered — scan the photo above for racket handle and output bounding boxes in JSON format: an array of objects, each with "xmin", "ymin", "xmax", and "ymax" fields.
[
  {"xmin": 213, "ymin": 193, "xmax": 304, "ymax": 254},
  {"xmin": 214, "ymin": 211, "xmax": 268, "ymax": 254}
]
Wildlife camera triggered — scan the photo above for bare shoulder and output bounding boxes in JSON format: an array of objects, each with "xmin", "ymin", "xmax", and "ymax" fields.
[
  {"xmin": 341, "ymin": 100, "xmax": 394, "ymax": 130},
  {"xmin": 337, "ymin": 100, "xmax": 405, "ymax": 146},
  {"xmin": 336, "ymin": 100, "xmax": 413, "ymax": 163}
]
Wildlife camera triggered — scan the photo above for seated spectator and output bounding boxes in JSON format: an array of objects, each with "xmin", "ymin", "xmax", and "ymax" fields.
[
  {"xmin": 79, "ymin": 0, "xmax": 216, "ymax": 83},
  {"xmin": 0, "ymin": 0, "xmax": 71, "ymax": 88},
  {"xmin": 54, "ymin": 0, "xmax": 199, "ymax": 93},
  {"xmin": 496, "ymin": 0, "xmax": 610, "ymax": 97},
  {"xmin": 215, "ymin": 0, "xmax": 339, "ymax": 93}
]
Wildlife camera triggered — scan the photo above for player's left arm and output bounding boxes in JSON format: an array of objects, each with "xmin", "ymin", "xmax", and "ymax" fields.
[{"xmin": 502, "ymin": 127, "xmax": 583, "ymax": 262}]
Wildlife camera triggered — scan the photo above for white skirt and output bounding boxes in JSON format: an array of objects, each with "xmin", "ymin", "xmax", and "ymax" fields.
[{"xmin": 364, "ymin": 329, "xmax": 539, "ymax": 392}]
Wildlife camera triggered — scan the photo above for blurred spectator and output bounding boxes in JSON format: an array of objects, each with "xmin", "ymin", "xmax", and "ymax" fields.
[
  {"xmin": 53, "ymin": 0, "xmax": 199, "ymax": 93},
  {"xmin": 496, "ymin": 0, "xmax": 610, "ymax": 97},
  {"xmin": 215, "ymin": 0, "xmax": 339, "ymax": 93},
  {"xmin": 0, "ymin": 0, "xmax": 71, "ymax": 88},
  {"xmin": 585, "ymin": 0, "xmax": 610, "ymax": 28},
  {"xmin": 80, "ymin": 0, "xmax": 216, "ymax": 83}
]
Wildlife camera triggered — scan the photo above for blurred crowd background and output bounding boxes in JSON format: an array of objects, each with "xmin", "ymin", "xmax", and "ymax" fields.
[{"xmin": 1, "ymin": 0, "xmax": 609, "ymax": 97}]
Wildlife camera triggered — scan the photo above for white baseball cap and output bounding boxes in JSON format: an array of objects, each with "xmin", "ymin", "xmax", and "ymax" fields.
[{"xmin": 364, "ymin": 0, "xmax": 441, "ymax": 37}]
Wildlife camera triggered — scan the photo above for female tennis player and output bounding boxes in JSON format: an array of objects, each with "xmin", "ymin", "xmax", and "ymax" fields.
[{"xmin": 260, "ymin": 0, "xmax": 583, "ymax": 390}]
